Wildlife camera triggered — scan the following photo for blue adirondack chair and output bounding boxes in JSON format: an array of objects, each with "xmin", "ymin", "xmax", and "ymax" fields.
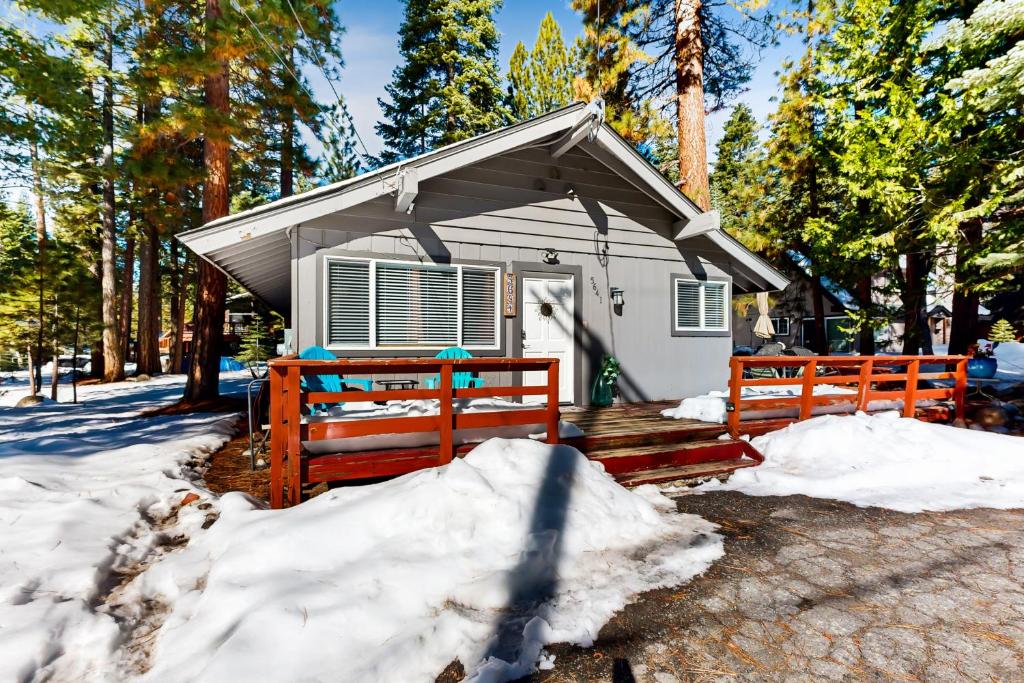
[
  {"xmin": 425, "ymin": 347, "xmax": 484, "ymax": 389},
  {"xmin": 298, "ymin": 345, "xmax": 373, "ymax": 414}
]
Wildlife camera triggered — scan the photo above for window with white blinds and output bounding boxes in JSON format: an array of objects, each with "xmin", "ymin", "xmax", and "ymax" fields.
[
  {"xmin": 326, "ymin": 259, "xmax": 370, "ymax": 346},
  {"xmin": 673, "ymin": 278, "xmax": 729, "ymax": 332},
  {"xmin": 324, "ymin": 257, "xmax": 499, "ymax": 349}
]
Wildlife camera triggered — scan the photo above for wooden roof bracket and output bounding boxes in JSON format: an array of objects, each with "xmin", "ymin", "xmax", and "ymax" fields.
[
  {"xmin": 393, "ymin": 167, "xmax": 418, "ymax": 214},
  {"xmin": 673, "ymin": 210, "xmax": 721, "ymax": 240},
  {"xmin": 549, "ymin": 98, "xmax": 605, "ymax": 159}
]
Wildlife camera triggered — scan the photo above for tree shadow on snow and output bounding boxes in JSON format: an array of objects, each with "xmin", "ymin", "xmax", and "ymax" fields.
[{"xmin": 475, "ymin": 443, "xmax": 578, "ymax": 679}]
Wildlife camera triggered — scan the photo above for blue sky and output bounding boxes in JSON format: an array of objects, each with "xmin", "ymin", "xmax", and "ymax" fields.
[{"xmin": 325, "ymin": 0, "xmax": 805, "ymax": 163}]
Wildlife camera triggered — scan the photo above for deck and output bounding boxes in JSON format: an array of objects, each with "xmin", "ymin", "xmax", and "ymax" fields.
[{"xmin": 268, "ymin": 354, "xmax": 967, "ymax": 507}]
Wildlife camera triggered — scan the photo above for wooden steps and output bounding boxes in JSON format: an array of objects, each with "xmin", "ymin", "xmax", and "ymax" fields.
[{"xmin": 615, "ymin": 458, "xmax": 759, "ymax": 487}]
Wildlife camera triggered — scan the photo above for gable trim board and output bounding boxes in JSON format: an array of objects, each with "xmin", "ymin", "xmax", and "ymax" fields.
[{"xmin": 178, "ymin": 102, "xmax": 787, "ymax": 316}]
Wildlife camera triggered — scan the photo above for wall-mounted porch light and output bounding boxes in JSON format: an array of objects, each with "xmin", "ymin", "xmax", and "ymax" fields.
[
  {"xmin": 542, "ymin": 248, "xmax": 560, "ymax": 265},
  {"xmin": 610, "ymin": 287, "xmax": 625, "ymax": 307}
]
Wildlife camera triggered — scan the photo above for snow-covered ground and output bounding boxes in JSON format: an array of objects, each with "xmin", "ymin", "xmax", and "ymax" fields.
[
  {"xmin": 993, "ymin": 341, "xmax": 1024, "ymax": 381},
  {"xmin": 1, "ymin": 373, "xmax": 722, "ymax": 682},
  {"xmin": 696, "ymin": 412, "xmax": 1024, "ymax": 513},
  {"xmin": 0, "ymin": 372, "xmax": 250, "ymax": 682}
]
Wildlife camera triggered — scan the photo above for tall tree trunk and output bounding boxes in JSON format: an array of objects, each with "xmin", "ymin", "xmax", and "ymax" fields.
[
  {"xmin": 100, "ymin": 25, "xmax": 124, "ymax": 382},
  {"xmin": 901, "ymin": 251, "xmax": 928, "ymax": 355},
  {"xmin": 29, "ymin": 121, "xmax": 46, "ymax": 393},
  {"xmin": 89, "ymin": 261, "xmax": 104, "ymax": 378},
  {"xmin": 856, "ymin": 276, "xmax": 875, "ymax": 355},
  {"xmin": 172, "ymin": 251, "xmax": 191, "ymax": 371},
  {"xmin": 674, "ymin": 0, "xmax": 710, "ymax": 210},
  {"xmin": 948, "ymin": 218, "xmax": 982, "ymax": 355},
  {"xmin": 185, "ymin": 0, "xmax": 230, "ymax": 402},
  {"xmin": 167, "ymin": 238, "xmax": 183, "ymax": 373},
  {"xmin": 50, "ymin": 351, "xmax": 59, "ymax": 401},
  {"xmin": 136, "ymin": 217, "xmax": 161, "ymax": 375},
  {"xmin": 119, "ymin": 235, "xmax": 135, "ymax": 362}
]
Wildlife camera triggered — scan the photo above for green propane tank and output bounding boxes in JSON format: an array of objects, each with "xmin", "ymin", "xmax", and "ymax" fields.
[{"xmin": 590, "ymin": 355, "xmax": 621, "ymax": 407}]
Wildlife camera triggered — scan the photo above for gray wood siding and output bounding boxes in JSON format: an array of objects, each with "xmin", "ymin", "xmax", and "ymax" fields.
[{"xmin": 293, "ymin": 146, "xmax": 735, "ymax": 401}]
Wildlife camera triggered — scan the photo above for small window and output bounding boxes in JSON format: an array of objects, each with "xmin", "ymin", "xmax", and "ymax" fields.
[
  {"xmin": 324, "ymin": 257, "xmax": 499, "ymax": 350},
  {"xmin": 771, "ymin": 316, "xmax": 790, "ymax": 336},
  {"xmin": 673, "ymin": 278, "xmax": 729, "ymax": 332}
]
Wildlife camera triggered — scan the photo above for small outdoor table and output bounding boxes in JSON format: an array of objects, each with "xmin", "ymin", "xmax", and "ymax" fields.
[
  {"xmin": 373, "ymin": 378, "xmax": 420, "ymax": 405},
  {"xmin": 375, "ymin": 379, "xmax": 420, "ymax": 391}
]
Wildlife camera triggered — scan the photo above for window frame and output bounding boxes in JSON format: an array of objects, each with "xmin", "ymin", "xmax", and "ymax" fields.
[
  {"xmin": 670, "ymin": 275, "xmax": 730, "ymax": 334},
  {"xmin": 771, "ymin": 316, "xmax": 791, "ymax": 336},
  {"xmin": 322, "ymin": 255, "xmax": 501, "ymax": 352}
]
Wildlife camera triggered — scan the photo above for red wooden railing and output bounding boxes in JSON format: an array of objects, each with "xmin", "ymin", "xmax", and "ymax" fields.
[
  {"xmin": 726, "ymin": 355, "xmax": 968, "ymax": 437},
  {"xmin": 268, "ymin": 356, "xmax": 560, "ymax": 508}
]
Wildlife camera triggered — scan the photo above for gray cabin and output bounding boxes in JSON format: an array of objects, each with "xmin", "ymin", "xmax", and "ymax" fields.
[{"xmin": 179, "ymin": 102, "xmax": 788, "ymax": 405}]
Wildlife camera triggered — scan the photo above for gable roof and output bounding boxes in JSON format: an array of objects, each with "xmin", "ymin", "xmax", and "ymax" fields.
[{"xmin": 179, "ymin": 102, "xmax": 787, "ymax": 312}]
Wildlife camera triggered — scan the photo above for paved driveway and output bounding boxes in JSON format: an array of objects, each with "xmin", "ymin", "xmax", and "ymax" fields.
[{"xmin": 524, "ymin": 491, "xmax": 1024, "ymax": 682}]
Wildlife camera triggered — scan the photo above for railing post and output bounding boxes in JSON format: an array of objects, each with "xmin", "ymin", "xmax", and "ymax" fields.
[
  {"xmin": 286, "ymin": 366, "xmax": 302, "ymax": 507},
  {"xmin": 799, "ymin": 359, "xmax": 818, "ymax": 420},
  {"xmin": 438, "ymin": 362, "xmax": 454, "ymax": 464},
  {"xmin": 904, "ymin": 358, "xmax": 920, "ymax": 418},
  {"xmin": 727, "ymin": 357, "xmax": 742, "ymax": 437},
  {"xmin": 954, "ymin": 358, "xmax": 967, "ymax": 421},
  {"xmin": 546, "ymin": 359, "xmax": 560, "ymax": 444},
  {"xmin": 856, "ymin": 358, "xmax": 874, "ymax": 412},
  {"xmin": 269, "ymin": 365, "xmax": 284, "ymax": 509}
]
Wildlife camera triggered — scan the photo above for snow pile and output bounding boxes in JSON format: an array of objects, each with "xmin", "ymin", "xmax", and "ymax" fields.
[
  {"xmin": 661, "ymin": 384, "xmax": 857, "ymax": 423},
  {"xmin": 661, "ymin": 379, "xmax": 941, "ymax": 424},
  {"xmin": 994, "ymin": 341, "xmax": 1024, "ymax": 380},
  {"xmin": 700, "ymin": 412, "xmax": 1024, "ymax": 512},
  {"xmin": 0, "ymin": 411, "xmax": 237, "ymax": 682},
  {"xmin": 305, "ymin": 397, "xmax": 584, "ymax": 453},
  {"xmin": 136, "ymin": 439, "xmax": 722, "ymax": 683}
]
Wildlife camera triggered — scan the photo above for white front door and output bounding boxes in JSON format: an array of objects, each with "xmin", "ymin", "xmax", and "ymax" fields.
[{"xmin": 522, "ymin": 275, "xmax": 574, "ymax": 404}]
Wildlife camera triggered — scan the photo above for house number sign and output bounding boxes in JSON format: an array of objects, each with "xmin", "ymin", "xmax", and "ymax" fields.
[{"xmin": 503, "ymin": 273, "xmax": 517, "ymax": 317}]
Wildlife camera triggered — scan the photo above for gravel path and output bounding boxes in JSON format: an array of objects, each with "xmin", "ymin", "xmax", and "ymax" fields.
[{"xmin": 522, "ymin": 491, "xmax": 1024, "ymax": 682}]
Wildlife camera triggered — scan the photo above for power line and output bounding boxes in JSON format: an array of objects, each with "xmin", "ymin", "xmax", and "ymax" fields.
[
  {"xmin": 232, "ymin": 1, "xmax": 316, "ymax": 104},
  {"xmin": 282, "ymin": 0, "xmax": 371, "ymax": 159},
  {"xmin": 234, "ymin": 0, "xmax": 371, "ymax": 163}
]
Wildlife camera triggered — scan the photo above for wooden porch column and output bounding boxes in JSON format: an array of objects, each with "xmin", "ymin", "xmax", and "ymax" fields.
[
  {"xmin": 546, "ymin": 359, "xmax": 560, "ymax": 444},
  {"xmin": 954, "ymin": 358, "xmax": 967, "ymax": 421},
  {"xmin": 799, "ymin": 360, "xmax": 818, "ymax": 420},
  {"xmin": 903, "ymin": 359, "xmax": 920, "ymax": 418},
  {"xmin": 286, "ymin": 366, "xmax": 302, "ymax": 506},
  {"xmin": 438, "ymin": 363, "xmax": 454, "ymax": 465},
  {"xmin": 727, "ymin": 357, "xmax": 742, "ymax": 437},
  {"xmin": 269, "ymin": 365, "xmax": 285, "ymax": 509},
  {"xmin": 856, "ymin": 358, "xmax": 874, "ymax": 412}
]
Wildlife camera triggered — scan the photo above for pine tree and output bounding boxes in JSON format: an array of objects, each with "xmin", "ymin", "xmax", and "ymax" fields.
[
  {"xmin": 930, "ymin": 0, "xmax": 1024, "ymax": 352},
  {"xmin": 0, "ymin": 201, "xmax": 33, "ymax": 282},
  {"xmin": 507, "ymin": 13, "xmax": 578, "ymax": 121},
  {"xmin": 321, "ymin": 99, "xmax": 364, "ymax": 182},
  {"xmin": 236, "ymin": 316, "xmax": 275, "ymax": 364},
  {"xmin": 571, "ymin": 0, "xmax": 773, "ymax": 196},
  {"xmin": 376, "ymin": 0, "xmax": 509, "ymax": 164},
  {"xmin": 709, "ymin": 104, "xmax": 768, "ymax": 250},
  {"xmin": 988, "ymin": 319, "xmax": 1017, "ymax": 344},
  {"xmin": 571, "ymin": 0, "xmax": 665, "ymax": 145}
]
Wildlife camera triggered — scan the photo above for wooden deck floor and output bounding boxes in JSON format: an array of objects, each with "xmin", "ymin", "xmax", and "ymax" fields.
[{"xmin": 559, "ymin": 401, "xmax": 793, "ymax": 448}]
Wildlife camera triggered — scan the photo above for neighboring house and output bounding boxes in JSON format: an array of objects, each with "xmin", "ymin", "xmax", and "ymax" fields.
[
  {"xmin": 732, "ymin": 258, "xmax": 856, "ymax": 353},
  {"xmin": 179, "ymin": 103, "xmax": 787, "ymax": 404}
]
